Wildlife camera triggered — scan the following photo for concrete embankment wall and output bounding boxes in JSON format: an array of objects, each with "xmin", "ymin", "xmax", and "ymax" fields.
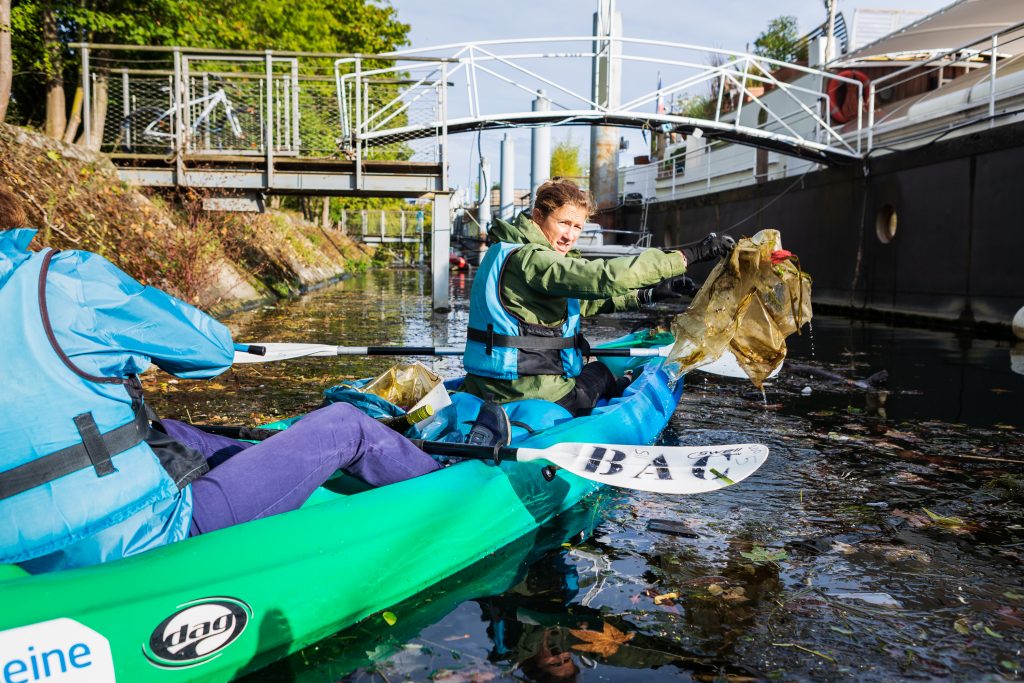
[
  {"xmin": 0, "ymin": 123, "xmax": 374, "ymax": 315},
  {"xmin": 631, "ymin": 120, "xmax": 1024, "ymax": 334}
]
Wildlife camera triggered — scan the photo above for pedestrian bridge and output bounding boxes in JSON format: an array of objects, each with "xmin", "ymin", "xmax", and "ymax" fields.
[
  {"xmin": 78, "ymin": 37, "xmax": 867, "ymax": 197},
  {"xmin": 76, "ymin": 38, "xmax": 869, "ymax": 310}
]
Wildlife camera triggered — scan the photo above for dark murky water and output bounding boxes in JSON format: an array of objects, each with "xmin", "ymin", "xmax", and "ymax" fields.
[{"xmin": 148, "ymin": 269, "xmax": 1024, "ymax": 682}]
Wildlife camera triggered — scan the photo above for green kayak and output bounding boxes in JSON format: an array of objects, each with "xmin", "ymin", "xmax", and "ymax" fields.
[{"xmin": 0, "ymin": 331, "xmax": 683, "ymax": 682}]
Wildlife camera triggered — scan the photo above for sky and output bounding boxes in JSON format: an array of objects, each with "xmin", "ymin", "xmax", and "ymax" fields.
[{"xmin": 386, "ymin": 0, "xmax": 952, "ymax": 194}]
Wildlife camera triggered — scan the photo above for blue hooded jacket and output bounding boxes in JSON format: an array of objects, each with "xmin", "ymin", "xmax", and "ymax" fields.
[{"xmin": 0, "ymin": 229, "xmax": 234, "ymax": 571}]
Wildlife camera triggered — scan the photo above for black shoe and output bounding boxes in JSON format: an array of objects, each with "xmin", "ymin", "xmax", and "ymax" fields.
[{"xmin": 466, "ymin": 402, "xmax": 511, "ymax": 447}]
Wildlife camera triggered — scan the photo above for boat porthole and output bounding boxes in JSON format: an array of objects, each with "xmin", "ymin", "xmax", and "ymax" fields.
[{"xmin": 876, "ymin": 204, "xmax": 898, "ymax": 244}]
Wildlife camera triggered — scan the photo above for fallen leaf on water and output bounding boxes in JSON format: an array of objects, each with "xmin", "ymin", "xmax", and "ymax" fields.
[
  {"xmin": 740, "ymin": 546, "xmax": 788, "ymax": 566},
  {"xmin": 922, "ymin": 507, "xmax": 965, "ymax": 528},
  {"xmin": 954, "ymin": 618, "xmax": 971, "ymax": 635},
  {"xmin": 570, "ymin": 621, "xmax": 635, "ymax": 658},
  {"xmin": 653, "ymin": 591, "xmax": 678, "ymax": 605},
  {"xmin": 381, "ymin": 611, "xmax": 397, "ymax": 626},
  {"xmin": 993, "ymin": 423, "xmax": 1016, "ymax": 430}
]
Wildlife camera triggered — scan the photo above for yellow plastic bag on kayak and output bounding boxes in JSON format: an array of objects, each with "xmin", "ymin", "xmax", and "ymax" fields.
[
  {"xmin": 665, "ymin": 229, "xmax": 812, "ymax": 388},
  {"xmin": 359, "ymin": 362, "xmax": 451, "ymax": 413}
]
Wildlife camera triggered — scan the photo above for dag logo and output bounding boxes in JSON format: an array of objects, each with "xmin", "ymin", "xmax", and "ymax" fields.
[{"xmin": 144, "ymin": 597, "xmax": 251, "ymax": 668}]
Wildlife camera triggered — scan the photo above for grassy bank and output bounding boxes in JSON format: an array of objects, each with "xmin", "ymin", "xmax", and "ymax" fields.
[{"xmin": 0, "ymin": 123, "xmax": 377, "ymax": 314}]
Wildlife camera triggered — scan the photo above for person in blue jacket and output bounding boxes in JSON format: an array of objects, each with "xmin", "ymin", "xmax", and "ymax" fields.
[{"xmin": 0, "ymin": 186, "xmax": 440, "ymax": 573}]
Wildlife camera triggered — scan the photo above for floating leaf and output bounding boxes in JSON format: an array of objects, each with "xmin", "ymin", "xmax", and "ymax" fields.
[
  {"xmin": 46, "ymin": 150, "xmax": 62, "ymax": 161},
  {"xmin": 922, "ymin": 507, "xmax": 965, "ymax": 528},
  {"xmin": 653, "ymin": 591, "xmax": 678, "ymax": 605},
  {"xmin": 954, "ymin": 618, "xmax": 971, "ymax": 635},
  {"xmin": 570, "ymin": 621, "xmax": 635, "ymax": 658},
  {"xmin": 741, "ymin": 546, "xmax": 788, "ymax": 566},
  {"xmin": 984, "ymin": 625, "xmax": 1004, "ymax": 639},
  {"xmin": 1004, "ymin": 591, "xmax": 1024, "ymax": 601},
  {"xmin": 1002, "ymin": 661, "xmax": 1019, "ymax": 671},
  {"xmin": 381, "ymin": 611, "xmax": 397, "ymax": 626},
  {"xmin": 830, "ymin": 626, "xmax": 855, "ymax": 635}
]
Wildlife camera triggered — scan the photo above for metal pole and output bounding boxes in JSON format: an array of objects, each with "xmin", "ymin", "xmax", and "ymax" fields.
[
  {"xmin": 500, "ymin": 133, "xmax": 515, "ymax": 220},
  {"xmin": 440, "ymin": 61, "xmax": 449, "ymax": 190},
  {"xmin": 265, "ymin": 50, "xmax": 274, "ymax": 189},
  {"xmin": 121, "ymin": 70, "xmax": 130, "ymax": 149},
  {"xmin": 432, "ymin": 192, "xmax": 451, "ymax": 311},
  {"xmin": 590, "ymin": 1, "xmax": 622, "ymax": 228},
  {"xmin": 531, "ymin": 90, "xmax": 551, "ymax": 201},
  {"xmin": 989, "ymin": 35, "xmax": 998, "ymax": 126},
  {"xmin": 82, "ymin": 46, "xmax": 91, "ymax": 148},
  {"xmin": 173, "ymin": 48, "xmax": 185, "ymax": 184},
  {"xmin": 202, "ymin": 72, "xmax": 210, "ymax": 151},
  {"xmin": 354, "ymin": 57, "xmax": 362, "ymax": 190},
  {"xmin": 292, "ymin": 59, "xmax": 300, "ymax": 151}
]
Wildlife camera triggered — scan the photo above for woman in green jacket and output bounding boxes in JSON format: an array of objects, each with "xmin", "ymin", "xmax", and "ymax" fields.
[{"xmin": 462, "ymin": 178, "xmax": 732, "ymax": 430}]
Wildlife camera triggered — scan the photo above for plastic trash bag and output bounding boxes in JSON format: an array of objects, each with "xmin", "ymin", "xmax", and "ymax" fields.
[
  {"xmin": 666, "ymin": 229, "xmax": 812, "ymax": 388},
  {"xmin": 359, "ymin": 361, "xmax": 451, "ymax": 413}
]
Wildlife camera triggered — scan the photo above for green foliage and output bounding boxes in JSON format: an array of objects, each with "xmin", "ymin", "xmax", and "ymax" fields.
[
  {"xmin": 673, "ymin": 94, "xmax": 713, "ymax": 119},
  {"xmin": 753, "ymin": 16, "xmax": 801, "ymax": 63},
  {"xmin": 550, "ymin": 137, "xmax": 582, "ymax": 179},
  {"xmin": 7, "ymin": 0, "xmax": 409, "ymax": 126}
]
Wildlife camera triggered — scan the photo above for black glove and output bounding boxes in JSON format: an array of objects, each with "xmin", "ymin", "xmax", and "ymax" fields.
[
  {"xmin": 682, "ymin": 233, "xmax": 736, "ymax": 265},
  {"xmin": 637, "ymin": 276, "xmax": 697, "ymax": 306}
]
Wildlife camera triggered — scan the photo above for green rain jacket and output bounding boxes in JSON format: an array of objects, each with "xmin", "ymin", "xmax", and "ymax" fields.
[{"xmin": 463, "ymin": 212, "xmax": 687, "ymax": 403}]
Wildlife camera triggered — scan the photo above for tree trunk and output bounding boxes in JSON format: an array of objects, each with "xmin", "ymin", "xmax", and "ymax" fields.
[
  {"xmin": 62, "ymin": 86, "xmax": 82, "ymax": 144},
  {"xmin": 89, "ymin": 75, "xmax": 108, "ymax": 150},
  {"xmin": 43, "ymin": 4, "xmax": 66, "ymax": 139},
  {"xmin": 321, "ymin": 197, "xmax": 331, "ymax": 228},
  {"xmin": 0, "ymin": 0, "xmax": 12, "ymax": 122}
]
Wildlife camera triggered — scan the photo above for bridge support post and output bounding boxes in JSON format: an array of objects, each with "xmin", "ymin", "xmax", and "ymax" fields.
[
  {"xmin": 500, "ymin": 133, "xmax": 515, "ymax": 220},
  {"xmin": 531, "ymin": 91, "xmax": 551, "ymax": 201},
  {"xmin": 431, "ymin": 192, "xmax": 451, "ymax": 311}
]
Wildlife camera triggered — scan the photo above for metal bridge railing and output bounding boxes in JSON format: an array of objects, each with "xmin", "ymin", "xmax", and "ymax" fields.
[
  {"xmin": 73, "ymin": 44, "xmax": 446, "ymax": 165},
  {"xmin": 336, "ymin": 37, "xmax": 870, "ymax": 165}
]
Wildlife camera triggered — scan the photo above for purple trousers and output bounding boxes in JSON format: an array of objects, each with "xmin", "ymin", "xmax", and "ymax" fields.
[{"xmin": 160, "ymin": 403, "xmax": 440, "ymax": 536}]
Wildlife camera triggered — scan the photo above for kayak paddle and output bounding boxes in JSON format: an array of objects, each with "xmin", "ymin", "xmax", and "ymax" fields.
[
  {"xmin": 191, "ymin": 422, "xmax": 768, "ymax": 495},
  {"xmin": 231, "ymin": 342, "xmax": 773, "ymax": 379},
  {"xmin": 412, "ymin": 440, "xmax": 769, "ymax": 494}
]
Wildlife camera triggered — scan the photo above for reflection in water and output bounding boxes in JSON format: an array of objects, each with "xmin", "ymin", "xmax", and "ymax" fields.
[{"xmin": 151, "ymin": 269, "xmax": 1023, "ymax": 682}]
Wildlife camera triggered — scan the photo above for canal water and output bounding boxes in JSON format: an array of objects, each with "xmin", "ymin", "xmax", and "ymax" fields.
[{"xmin": 147, "ymin": 269, "xmax": 1024, "ymax": 682}]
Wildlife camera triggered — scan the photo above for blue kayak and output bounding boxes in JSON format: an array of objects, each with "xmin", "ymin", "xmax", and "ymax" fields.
[{"xmin": 0, "ymin": 330, "xmax": 683, "ymax": 682}]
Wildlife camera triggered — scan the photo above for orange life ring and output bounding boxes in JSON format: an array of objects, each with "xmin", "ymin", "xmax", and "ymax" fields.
[{"xmin": 827, "ymin": 69, "xmax": 871, "ymax": 124}]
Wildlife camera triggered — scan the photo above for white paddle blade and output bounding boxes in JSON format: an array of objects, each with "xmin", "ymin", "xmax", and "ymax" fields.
[
  {"xmin": 518, "ymin": 442, "xmax": 769, "ymax": 494},
  {"xmin": 692, "ymin": 351, "xmax": 782, "ymax": 380},
  {"xmin": 233, "ymin": 343, "xmax": 341, "ymax": 364}
]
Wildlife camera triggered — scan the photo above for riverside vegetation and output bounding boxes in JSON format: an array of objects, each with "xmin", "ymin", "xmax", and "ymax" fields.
[{"xmin": 0, "ymin": 122, "xmax": 385, "ymax": 314}]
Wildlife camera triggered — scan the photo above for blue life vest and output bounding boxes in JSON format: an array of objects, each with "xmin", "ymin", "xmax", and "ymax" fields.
[
  {"xmin": 464, "ymin": 242, "xmax": 583, "ymax": 381},
  {"xmin": 0, "ymin": 249, "xmax": 194, "ymax": 567}
]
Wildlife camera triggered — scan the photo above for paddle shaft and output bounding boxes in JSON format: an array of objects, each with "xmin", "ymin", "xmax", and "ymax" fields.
[
  {"xmin": 193, "ymin": 429, "xmax": 528, "ymax": 465},
  {"xmin": 235, "ymin": 343, "xmax": 666, "ymax": 359}
]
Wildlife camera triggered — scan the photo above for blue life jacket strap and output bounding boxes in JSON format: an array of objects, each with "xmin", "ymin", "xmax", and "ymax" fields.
[{"xmin": 0, "ymin": 400, "xmax": 149, "ymax": 500}]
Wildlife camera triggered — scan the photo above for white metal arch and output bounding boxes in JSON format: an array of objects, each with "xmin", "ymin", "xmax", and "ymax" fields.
[{"xmin": 335, "ymin": 36, "xmax": 868, "ymax": 165}]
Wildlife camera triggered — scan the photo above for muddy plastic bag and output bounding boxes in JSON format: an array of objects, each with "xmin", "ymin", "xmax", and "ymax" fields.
[
  {"xmin": 666, "ymin": 229, "xmax": 812, "ymax": 388},
  {"xmin": 359, "ymin": 362, "xmax": 451, "ymax": 414}
]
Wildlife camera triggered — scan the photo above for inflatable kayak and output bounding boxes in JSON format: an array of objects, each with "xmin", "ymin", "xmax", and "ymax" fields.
[{"xmin": 0, "ymin": 331, "xmax": 683, "ymax": 682}]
